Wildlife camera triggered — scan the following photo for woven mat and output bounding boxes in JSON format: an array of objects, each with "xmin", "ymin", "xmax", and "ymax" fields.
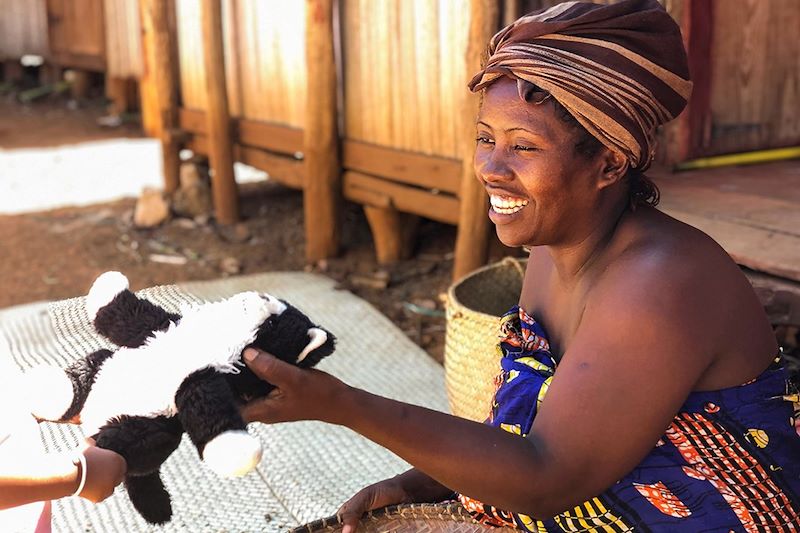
[{"xmin": 0, "ymin": 272, "xmax": 449, "ymax": 532}]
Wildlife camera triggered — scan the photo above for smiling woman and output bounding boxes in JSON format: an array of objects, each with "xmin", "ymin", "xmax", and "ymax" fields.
[{"xmin": 239, "ymin": 1, "xmax": 800, "ymax": 532}]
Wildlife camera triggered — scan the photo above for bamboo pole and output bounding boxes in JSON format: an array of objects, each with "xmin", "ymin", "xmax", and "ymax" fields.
[
  {"xmin": 201, "ymin": 0, "xmax": 238, "ymax": 224},
  {"xmin": 139, "ymin": 0, "xmax": 180, "ymax": 193},
  {"xmin": 453, "ymin": 0, "xmax": 498, "ymax": 280},
  {"xmin": 304, "ymin": 0, "xmax": 340, "ymax": 261}
]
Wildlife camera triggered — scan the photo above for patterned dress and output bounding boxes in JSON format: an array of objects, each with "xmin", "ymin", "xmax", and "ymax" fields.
[{"xmin": 459, "ymin": 306, "xmax": 800, "ymax": 532}]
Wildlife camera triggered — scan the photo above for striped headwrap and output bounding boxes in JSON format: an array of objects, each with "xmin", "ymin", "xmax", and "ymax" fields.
[{"xmin": 469, "ymin": 0, "xmax": 692, "ymax": 170}]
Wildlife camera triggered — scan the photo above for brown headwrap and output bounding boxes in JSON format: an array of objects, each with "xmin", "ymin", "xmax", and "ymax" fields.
[{"xmin": 469, "ymin": 0, "xmax": 692, "ymax": 170}]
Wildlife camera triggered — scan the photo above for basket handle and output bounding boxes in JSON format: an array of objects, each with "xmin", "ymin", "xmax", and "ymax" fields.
[{"xmin": 500, "ymin": 256, "xmax": 526, "ymax": 279}]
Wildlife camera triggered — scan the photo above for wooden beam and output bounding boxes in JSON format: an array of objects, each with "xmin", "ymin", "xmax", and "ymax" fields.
[
  {"xmin": 186, "ymin": 137, "xmax": 305, "ymax": 190},
  {"xmin": 364, "ymin": 206, "xmax": 420, "ymax": 264},
  {"xmin": 453, "ymin": 0, "xmax": 498, "ymax": 280},
  {"xmin": 238, "ymin": 147, "xmax": 305, "ymax": 190},
  {"xmin": 344, "ymin": 171, "xmax": 460, "ymax": 225},
  {"xmin": 343, "ymin": 140, "xmax": 462, "ymax": 195},
  {"xmin": 105, "ymin": 76, "xmax": 135, "ymax": 115},
  {"xmin": 201, "ymin": 0, "xmax": 238, "ymax": 224},
  {"xmin": 685, "ymin": 0, "xmax": 714, "ymax": 158},
  {"xmin": 179, "ymin": 108, "xmax": 304, "ymax": 156},
  {"xmin": 140, "ymin": 0, "xmax": 181, "ymax": 193},
  {"xmin": 304, "ymin": 0, "xmax": 340, "ymax": 261}
]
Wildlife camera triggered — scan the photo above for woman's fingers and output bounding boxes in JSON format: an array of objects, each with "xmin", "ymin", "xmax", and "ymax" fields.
[
  {"xmin": 243, "ymin": 348, "xmax": 297, "ymax": 385},
  {"xmin": 338, "ymin": 488, "xmax": 374, "ymax": 533}
]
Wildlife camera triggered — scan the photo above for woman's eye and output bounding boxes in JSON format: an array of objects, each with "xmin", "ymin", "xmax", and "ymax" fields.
[
  {"xmin": 514, "ymin": 144, "xmax": 537, "ymax": 152},
  {"xmin": 475, "ymin": 136, "xmax": 494, "ymax": 145}
]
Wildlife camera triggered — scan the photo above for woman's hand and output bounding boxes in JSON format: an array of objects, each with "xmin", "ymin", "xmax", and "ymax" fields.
[
  {"xmin": 240, "ymin": 348, "xmax": 350, "ymax": 425},
  {"xmin": 77, "ymin": 440, "xmax": 127, "ymax": 503},
  {"xmin": 338, "ymin": 469, "xmax": 454, "ymax": 533},
  {"xmin": 338, "ymin": 477, "xmax": 410, "ymax": 533}
]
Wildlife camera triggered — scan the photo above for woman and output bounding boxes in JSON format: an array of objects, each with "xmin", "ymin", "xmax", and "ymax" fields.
[{"xmin": 242, "ymin": 0, "xmax": 800, "ymax": 531}]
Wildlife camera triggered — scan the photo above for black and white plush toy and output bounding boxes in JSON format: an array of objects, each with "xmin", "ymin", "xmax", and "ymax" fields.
[{"xmin": 26, "ymin": 271, "xmax": 336, "ymax": 524}]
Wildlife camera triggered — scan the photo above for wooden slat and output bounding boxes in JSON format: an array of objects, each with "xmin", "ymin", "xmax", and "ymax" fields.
[
  {"xmin": 343, "ymin": 171, "xmax": 460, "ymax": 225},
  {"xmin": 238, "ymin": 146, "xmax": 304, "ymax": 190},
  {"xmin": 343, "ymin": 140, "xmax": 462, "ymax": 195},
  {"xmin": 186, "ymin": 137, "xmax": 305, "ymax": 190},
  {"xmin": 179, "ymin": 108, "xmax": 304, "ymax": 156},
  {"xmin": 659, "ymin": 206, "xmax": 800, "ymax": 283}
]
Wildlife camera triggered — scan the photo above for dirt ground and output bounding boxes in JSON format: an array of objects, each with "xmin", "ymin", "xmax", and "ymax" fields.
[{"xmin": 0, "ymin": 93, "xmax": 474, "ymax": 363}]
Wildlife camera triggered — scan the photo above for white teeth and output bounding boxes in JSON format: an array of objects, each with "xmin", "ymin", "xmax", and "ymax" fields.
[{"xmin": 490, "ymin": 194, "xmax": 528, "ymax": 214}]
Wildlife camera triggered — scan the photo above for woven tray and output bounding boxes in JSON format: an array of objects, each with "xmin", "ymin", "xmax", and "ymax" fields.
[{"xmin": 291, "ymin": 503, "xmax": 517, "ymax": 532}]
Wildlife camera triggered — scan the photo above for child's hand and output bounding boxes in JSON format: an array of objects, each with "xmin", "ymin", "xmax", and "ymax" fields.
[{"xmin": 76, "ymin": 440, "xmax": 127, "ymax": 503}]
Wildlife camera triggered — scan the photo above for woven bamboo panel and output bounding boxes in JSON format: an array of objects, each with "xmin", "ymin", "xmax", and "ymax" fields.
[
  {"xmin": 103, "ymin": 0, "xmax": 143, "ymax": 78},
  {"xmin": 176, "ymin": 0, "xmax": 306, "ymax": 127},
  {"xmin": 342, "ymin": 0, "xmax": 470, "ymax": 159},
  {"xmin": 0, "ymin": 0, "xmax": 49, "ymax": 59}
]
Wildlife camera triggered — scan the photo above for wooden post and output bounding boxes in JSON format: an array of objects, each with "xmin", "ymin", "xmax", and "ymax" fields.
[
  {"xmin": 364, "ymin": 206, "xmax": 419, "ymax": 264},
  {"xmin": 139, "ymin": 0, "xmax": 181, "ymax": 194},
  {"xmin": 502, "ymin": 0, "xmax": 521, "ymax": 27},
  {"xmin": 67, "ymin": 69, "xmax": 91, "ymax": 99},
  {"xmin": 105, "ymin": 76, "xmax": 134, "ymax": 115},
  {"xmin": 304, "ymin": 0, "xmax": 340, "ymax": 261},
  {"xmin": 200, "ymin": 0, "xmax": 238, "ymax": 224},
  {"xmin": 453, "ymin": 0, "xmax": 498, "ymax": 280}
]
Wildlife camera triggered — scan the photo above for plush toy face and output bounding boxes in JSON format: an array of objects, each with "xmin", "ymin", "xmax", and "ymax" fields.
[{"xmin": 25, "ymin": 272, "xmax": 336, "ymax": 524}]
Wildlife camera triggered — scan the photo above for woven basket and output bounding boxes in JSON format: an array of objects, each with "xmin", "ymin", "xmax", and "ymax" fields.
[
  {"xmin": 290, "ymin": 503, "xmax": 517, "ymax": 532},
  {"xmin": 445, "ymin": 257, "xmax": 527, "ymax": 422}
]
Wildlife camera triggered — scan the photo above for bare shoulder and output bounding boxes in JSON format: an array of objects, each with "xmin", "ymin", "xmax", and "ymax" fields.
[{"xmin": 585, "ymin": 207, "xmax": 777, "ymax": 388}]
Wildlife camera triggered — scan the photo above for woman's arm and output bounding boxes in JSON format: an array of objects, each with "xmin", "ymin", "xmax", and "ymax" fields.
[{"xmin": 242, "ymin": 260, "xmax": 714, "ymax": 518}]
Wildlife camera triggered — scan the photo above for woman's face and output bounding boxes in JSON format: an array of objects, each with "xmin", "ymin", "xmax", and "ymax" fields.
[{"xmin": 474, "ymin": 78, "xmax": 605, "ymax": 248}]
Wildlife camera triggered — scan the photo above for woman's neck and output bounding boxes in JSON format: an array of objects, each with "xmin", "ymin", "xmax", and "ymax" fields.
[{"xmin": 545, "ymin": 194, "xmax": 630, "ymax": 286}]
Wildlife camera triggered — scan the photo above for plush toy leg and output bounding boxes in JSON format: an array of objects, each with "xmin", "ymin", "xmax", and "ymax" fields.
[
  {"xmin": 87, "ymin": 271, "xmax": 181, "ymax": 348},
  {"xmin": 125, "ymin": 472, "xmax": 173, "ymax": 525},
  {"xmin": 25, "ymin": 349, "xmax": 113, "ymax": 422},
  {"xmin": 176, "ymin": 368, "xmax": 263, "ymax": 477},
  {"xmin": 93, "ymin": 415, "xmax": 184, "ymax": 525},
  {"xmin": 93, "ymin": 414, "xmax": 184, "ymax": 474}
]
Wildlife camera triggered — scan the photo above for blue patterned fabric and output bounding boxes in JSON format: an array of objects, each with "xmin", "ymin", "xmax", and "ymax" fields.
[{"xmin": 459, "ymin": 306, "xmax": 800, "ymax": 532}]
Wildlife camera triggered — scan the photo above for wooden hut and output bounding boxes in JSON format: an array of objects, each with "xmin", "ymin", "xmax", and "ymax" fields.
[
  {"xmin": 339, "ymin": 0, "xmax": 497, "ymax": 279},
  {"xmin": 141, "ymin": 0, "xmax": 798, "ymax": 279},
  {"xmin": 148, "ymin": 0, "xmax": 339, "ymax": 259}
]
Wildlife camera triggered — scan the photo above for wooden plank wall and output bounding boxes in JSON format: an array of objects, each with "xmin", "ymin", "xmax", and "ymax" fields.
[
  {"xmin": 176, "ymin": 0, "xmax": 306, "ymax": 128},
  {"xmin": 103, "ymin": 0, "xmax": 143, "ymax": 79},
  {"xmin": 705, "ymin": 0, "xmax": 800, "ymax": 156},
  {"xmin": 341, "ymin": 0, "xmax": 470, "ymax": 160},
  {"xmin": 0, "ymin": 0, "xmax": 49, "ymax": 59},
  {"xmin": 46, "ymin": 0, "xmax": 106, "ymax": 71}
]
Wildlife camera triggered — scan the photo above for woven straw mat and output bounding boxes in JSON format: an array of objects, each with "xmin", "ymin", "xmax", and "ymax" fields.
[
  {"xmin": 445, "ymin": 258, "xmax": 526, "ymax": 422},
  {"xmin": 0, "ymin": 272, "xmax": 449, "ymax": 532},
  {"xmin": 291, "ymin": 503, "xmax": 516, "ymax": 532}
]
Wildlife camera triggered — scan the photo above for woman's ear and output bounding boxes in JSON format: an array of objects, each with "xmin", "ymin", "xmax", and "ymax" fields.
[{"xmin": 597, "ymin": 149, "xmax": 628, "ymax": 190}]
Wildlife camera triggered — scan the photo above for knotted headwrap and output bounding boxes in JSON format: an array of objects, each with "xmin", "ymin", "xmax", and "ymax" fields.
[{"xmin": 469, "ymin": 0, "xmax": 692, "ymax": 170}]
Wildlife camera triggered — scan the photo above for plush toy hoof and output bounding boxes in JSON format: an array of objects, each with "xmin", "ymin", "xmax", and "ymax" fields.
[
  {"xmin": 203, "ymin": 430, "xmax": 262, "ymax": 477},
  {"xmin": 23, "ymin": 365, "xmax": 74, "ymax": 421},
  {"xmin": 86, "ymin": 271, "xmax": 129, "ymax": 319}
]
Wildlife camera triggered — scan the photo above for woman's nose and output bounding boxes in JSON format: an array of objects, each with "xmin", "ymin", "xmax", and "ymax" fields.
[{"xmin": 475, "ymin": 150, "xmax": 513, "ymax": 184}]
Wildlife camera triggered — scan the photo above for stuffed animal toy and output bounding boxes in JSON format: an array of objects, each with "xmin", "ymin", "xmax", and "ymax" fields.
[{"xmin": 25, "ymin": 271, "xmax": 336, "ymax": 524}]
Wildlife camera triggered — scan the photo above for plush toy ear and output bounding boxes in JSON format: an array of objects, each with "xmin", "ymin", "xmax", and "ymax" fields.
[
  {"xmin": 296, "ymin": 327, "xmax": 336, "ymax": 369},
  {"xmin": 297, "ymin": 327, "xmax": 328, "ymax": 363},
  {"xmin": 86, "ymin": 271, "xmax": 129, "ymax": 320}
]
